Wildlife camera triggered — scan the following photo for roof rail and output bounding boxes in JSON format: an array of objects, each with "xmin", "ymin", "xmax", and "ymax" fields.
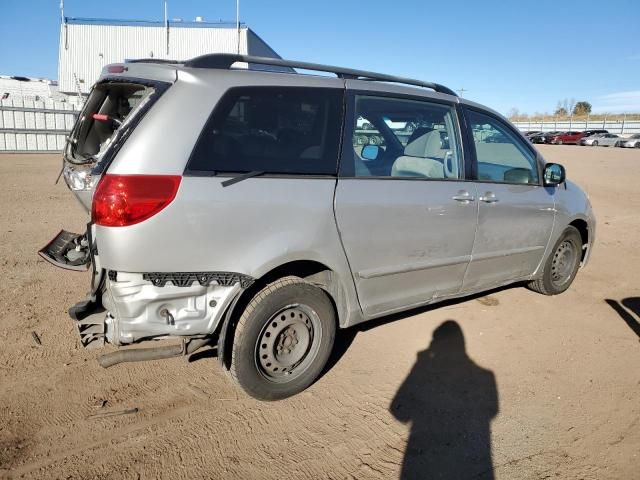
[{"xmin": 183, "ymin": 54, "xmax": 458, "ymax": 97}]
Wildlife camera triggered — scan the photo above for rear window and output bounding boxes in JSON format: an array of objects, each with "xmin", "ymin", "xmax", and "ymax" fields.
[
  {"xmin": 188, "ymin": 87, "xmax": 343, "ymax": 175},
  {"xmin": 68, "ymin": 82, "xmax": 155, "ymax": 162}
]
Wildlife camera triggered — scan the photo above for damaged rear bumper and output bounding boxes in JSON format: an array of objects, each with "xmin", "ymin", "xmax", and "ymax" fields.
[
  {"xmin": 41, "ymin": 230, "xmax": 253, "ymax": 348},
  {"xmin": 69, "ymin": 271, "xmax": 252, "ymax": 347}
]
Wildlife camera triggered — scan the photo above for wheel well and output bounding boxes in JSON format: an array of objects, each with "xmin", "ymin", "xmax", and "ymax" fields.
[
  {"xmin": 217, "ymin": 260, "xmax": 343, "ymax": 370},
  {"xmin": 569, "ymin": 219, "xmax": 589, "ymax": 262}
]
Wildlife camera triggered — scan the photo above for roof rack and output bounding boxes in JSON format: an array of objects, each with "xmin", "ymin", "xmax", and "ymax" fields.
[{"xmin": 182, "ymin": 54, "xmax": 458, "ymax": 97}]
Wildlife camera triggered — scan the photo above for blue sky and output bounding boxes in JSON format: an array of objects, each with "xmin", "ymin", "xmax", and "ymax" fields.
[{"xmin": 1, "ymin": 0, "xmax": 639, "ymax": 114}]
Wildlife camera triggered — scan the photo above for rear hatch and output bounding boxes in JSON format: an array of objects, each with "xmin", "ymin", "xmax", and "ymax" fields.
[
  {"xmin": 62, "ymin": 75, "xmax": 170, "ymax": 211},
  {"xmin": 42, "ymin": 64, "xmax": 174, "ymax": 273}
]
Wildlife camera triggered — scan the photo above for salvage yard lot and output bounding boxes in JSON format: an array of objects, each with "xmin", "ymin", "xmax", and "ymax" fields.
[{"xmin": 1, "ymin": 146, "xmax": 639, "ymax": 479}]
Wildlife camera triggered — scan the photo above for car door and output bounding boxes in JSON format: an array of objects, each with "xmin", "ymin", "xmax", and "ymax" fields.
[
  {"xmin": 462, "ymin": 107, "xmax": 555, "ymax": 291},
  {"xmin": 335, "ymin": 91, "xmax": 478, "ymax": 318}
]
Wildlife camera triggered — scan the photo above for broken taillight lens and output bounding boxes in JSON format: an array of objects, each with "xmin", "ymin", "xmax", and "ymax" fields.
[{"xmin": 92, "ymin": 174, "xmax": 181, "ymax": 227}]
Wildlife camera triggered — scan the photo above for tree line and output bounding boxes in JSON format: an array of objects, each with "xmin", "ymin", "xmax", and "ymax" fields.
[{"xmin": 508, "ymin": 99, "xmax": 592, "ymax": 120}]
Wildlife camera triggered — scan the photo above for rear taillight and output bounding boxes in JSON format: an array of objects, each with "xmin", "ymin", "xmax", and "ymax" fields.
[{"xmin": 92, "ymin": 174, "xmax": 181, "ymax": 227}]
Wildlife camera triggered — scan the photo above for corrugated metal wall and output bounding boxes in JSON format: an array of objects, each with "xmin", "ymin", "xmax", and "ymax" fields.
[{"xmin": 59, "ymin": 22, "xmax": 248, "ymax": 94}]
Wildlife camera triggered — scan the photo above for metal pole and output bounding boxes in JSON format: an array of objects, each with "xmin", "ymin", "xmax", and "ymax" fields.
[
  {"xmin": 621, "ymin": 113, "xmax": 626, "ymax": 135},
  {"xmin": 236, "ymin": 0, "xmax": 241, "ymax": 54},
  {"xmin": 61, "ymin": 0, "xmax": 68, "ymax": 50},
  {"xmin": 165, "ymin": 1, "xmax": 169, "ymax": 55}
]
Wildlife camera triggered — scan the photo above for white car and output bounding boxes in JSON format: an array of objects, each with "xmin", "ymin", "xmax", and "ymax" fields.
[
  {"xmin": 620, "ymin": 134, "xmax": 640, "ymax": 148},
  {"xmin": 586, "ymin": 133, "xmax": 624, "ymax": 147}
]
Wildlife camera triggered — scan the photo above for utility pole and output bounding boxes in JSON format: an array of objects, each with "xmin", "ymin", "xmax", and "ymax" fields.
[{"xmin": 456, "ymin": 88, "xmax": 467, "ymax": 96}]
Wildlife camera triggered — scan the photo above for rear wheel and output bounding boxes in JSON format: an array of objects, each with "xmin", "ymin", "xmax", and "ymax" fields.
[
  {"xmin": 592, "ymin": 141, "xmax": 598, "ymax": 146},
  {"xmin": 528, "ymin": 226, "xmax": 582, "ymax": 295},
  {"xmin": 230, "ymin": 276, "xmax": 336, "ymax": 400}
]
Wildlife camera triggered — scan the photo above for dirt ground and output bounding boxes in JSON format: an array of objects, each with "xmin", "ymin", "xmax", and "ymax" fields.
[{"xmin": 0, "ymin": 146, "xmax": 638, "ymax": 479}]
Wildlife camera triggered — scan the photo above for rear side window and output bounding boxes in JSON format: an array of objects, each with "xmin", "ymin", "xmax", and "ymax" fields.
[{"xmin": 188, "ymin": 87, "xmax": 343, "ymax": 175}]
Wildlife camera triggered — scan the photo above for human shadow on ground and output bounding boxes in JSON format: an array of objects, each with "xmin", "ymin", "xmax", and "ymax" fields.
[
  {"xmin": 389, "ymin": 320, "xmax": 498, "ymax": 480},
  {"xmin": 605, "ymin": 298, "xmax": 640, "ymax": 339}
]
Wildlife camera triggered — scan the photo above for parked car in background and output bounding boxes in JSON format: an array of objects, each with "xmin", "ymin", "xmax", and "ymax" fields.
[
  {"xmin": 529, "ymin": 131, "xmax": 561, "ymax": 144},
  {"xmin": 584, "ymin": 133, "xmax": 623, "ymax": 147},
  {"xmin": 580, "ymin": 133, "xmax": 605, "ymax": 146},
  {"xmin": 550, "ymin": 131, "xmax": 583, "ymax": 145},
  {"xmin": 524, "ymin": 130, "xmax": 542, "ymax": 137},
  {"xmin": 621, "ymin": 133, "xmax": 640, "ymax": 148},
  {"xmin": 582, "ymin": 129, "xmax": 608, "ymax": 137}
]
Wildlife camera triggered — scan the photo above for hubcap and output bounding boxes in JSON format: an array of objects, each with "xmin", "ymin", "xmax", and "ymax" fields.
[
  {"xmin": 551, "ymin": 240, "xmax": 577, "ymax": 287},
  {"xmin": 256, "ymin": 305, "xmax": 320, "ymax": 382}
]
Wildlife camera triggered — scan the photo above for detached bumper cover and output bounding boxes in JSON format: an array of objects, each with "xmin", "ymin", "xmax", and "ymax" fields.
[{"xmin": 38, "ymin": 230, "xmax": 91, "ymax": 271}]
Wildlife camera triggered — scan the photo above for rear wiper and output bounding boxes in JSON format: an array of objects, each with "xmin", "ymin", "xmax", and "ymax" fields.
[{"xmin": 221, "ymin": 171, "xmax": 265, "ymax": 188}]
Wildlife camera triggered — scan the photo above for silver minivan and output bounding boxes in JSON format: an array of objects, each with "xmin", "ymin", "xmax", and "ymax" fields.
[{"xmin": 41, "ymin": 54, "xmax": 595, "ymax": 400}]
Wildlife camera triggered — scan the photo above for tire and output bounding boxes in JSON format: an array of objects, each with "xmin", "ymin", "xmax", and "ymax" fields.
[
  {"xmin": 230, "ymin": 276, "xmax": 336, "ymax": 400},
  {"xmin": 635, "ymin": 142, "xmax": 640, "ymax": 149},
  {"xmin": 527, "ymin": 226, "xmax": 582, "ymax": 295},
  {"xmin": 592, "ymin": 141, "xmax": 598, "ymax": 146},
  {"xmin": 557, "ymin": 140, "xmax": 563, "ymax": 145}
]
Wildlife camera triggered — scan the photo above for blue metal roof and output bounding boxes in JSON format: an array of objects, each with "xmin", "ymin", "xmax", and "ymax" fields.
[{"xmin": 65, "ymin": 17, "xmax": 246, "ymax": 29}]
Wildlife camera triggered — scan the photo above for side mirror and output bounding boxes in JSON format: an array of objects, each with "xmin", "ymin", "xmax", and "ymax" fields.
[
  {"xmin": 361, "ymin": 144, "xmax": 380, "ymax": 161},
  {"xmin": 543, "ymin": 163, "xmax": 566, "ymax": 186}
]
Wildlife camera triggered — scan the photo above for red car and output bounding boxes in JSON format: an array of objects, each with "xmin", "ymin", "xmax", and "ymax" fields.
[{"xmin": 549, "ymin": 131, "xmax": 584, "ymax": 145}]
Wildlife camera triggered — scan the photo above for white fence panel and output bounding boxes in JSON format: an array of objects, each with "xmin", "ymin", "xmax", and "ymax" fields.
[
  {"xmin": 513, "ymin": 120, "xmax": 640, "ymax": 136},
  {"xmin": 0, "ymin": 100, "xmax": 82, "ymax": 152}
]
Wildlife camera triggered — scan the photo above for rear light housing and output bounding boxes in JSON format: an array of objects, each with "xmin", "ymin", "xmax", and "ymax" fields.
[
  {"xmin": 92, "ymin": 174, "xmax": 181, "ymax": 227},
  {"xmin": 107, "ymin": 65, "xmax": 128, "ymax": 74}
]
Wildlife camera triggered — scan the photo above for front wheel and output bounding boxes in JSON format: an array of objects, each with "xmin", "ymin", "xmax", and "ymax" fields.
[
  {"xmin": 230, "ymin": 276, "xmax": 336, "ymax": 400},
  {"xmin": 592, "ymin": 141, "xmax": 598, "ymax": 146},
  {"xmin": 527, "ymin": 226, "xmax": 582, "ymax": 295}
]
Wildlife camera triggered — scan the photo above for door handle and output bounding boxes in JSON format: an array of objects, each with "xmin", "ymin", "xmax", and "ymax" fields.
[
  {"xmin": 479, "ymin": 192, "xmax": 499, "ymax": 203},
  {"xmin": 452, "ymin": 191, "xmax": 475, "ymax": 203}
]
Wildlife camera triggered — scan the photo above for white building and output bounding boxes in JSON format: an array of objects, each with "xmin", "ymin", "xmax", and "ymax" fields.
[
  {"xmin": 0, "ymin": 76, "xmax": 68, "ymax": 102},
  {"xmin": 58, "ymin": 17, "xmax": 282, "ymax": 94}
]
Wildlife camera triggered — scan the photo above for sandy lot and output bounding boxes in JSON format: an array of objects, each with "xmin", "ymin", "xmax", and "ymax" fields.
[{"xmin": 0, "ymin": 146, "xmax": 639, "ymax": 479}]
